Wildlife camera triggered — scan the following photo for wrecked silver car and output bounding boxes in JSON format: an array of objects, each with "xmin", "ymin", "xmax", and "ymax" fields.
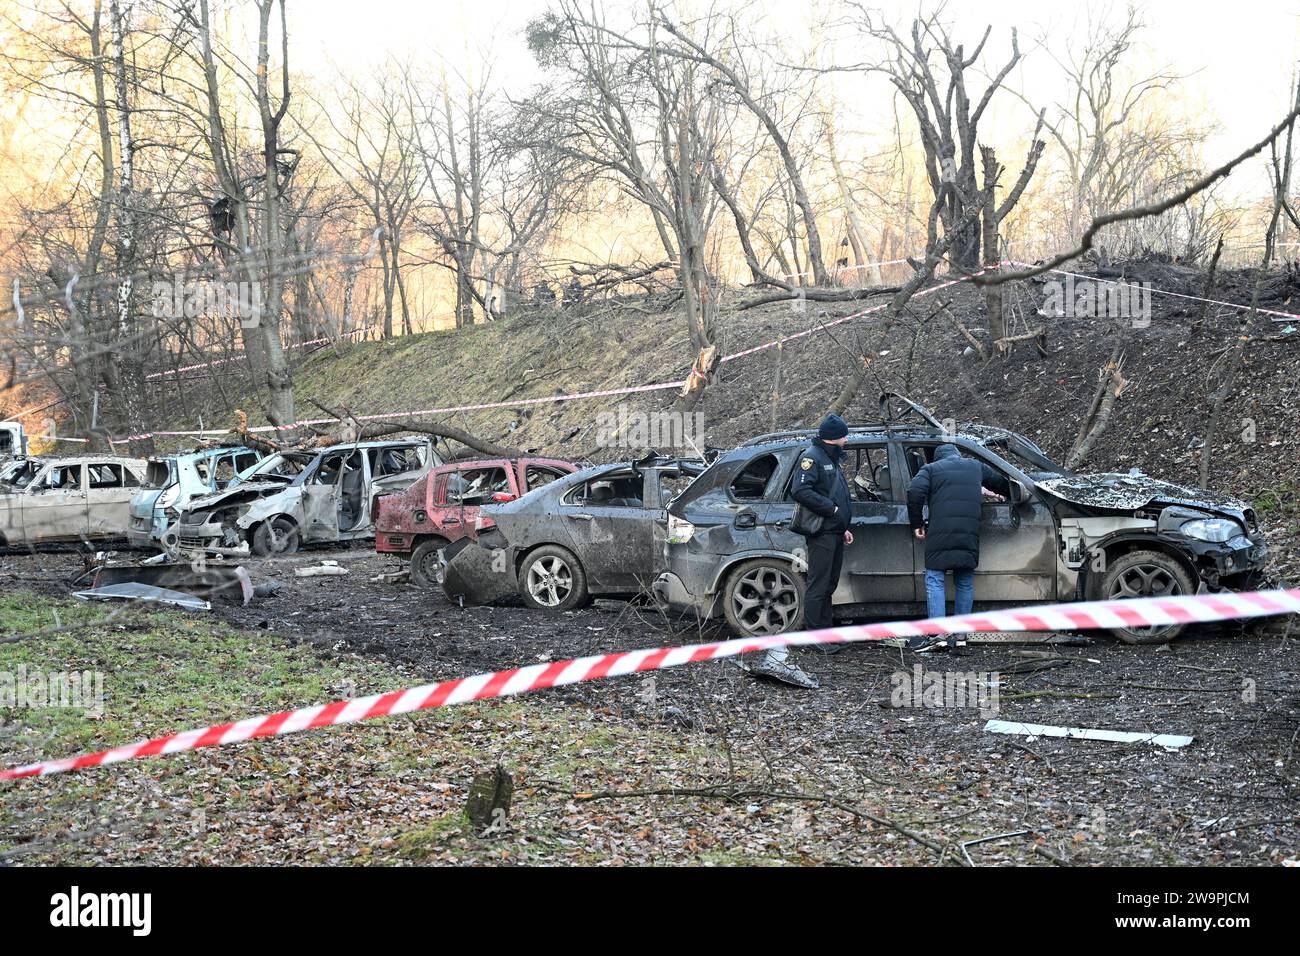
[
  {"xmin": 174, "ymin": 439, "xmax": 437, "ymax": 555},
  {"xmin": 655, "ymin": 394, "xmax": 1266, "ymax": 644},
  {"xmin": 0, "ymin": 455, "xmax": 148, "ymax": 548}
]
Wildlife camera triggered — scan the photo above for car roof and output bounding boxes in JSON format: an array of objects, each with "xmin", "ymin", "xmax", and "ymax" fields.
[
  {"xmin": 431, "ymin": 456, "xmax": 573, "ymax": 470},
  {"xmin": 34, "ymin": 455, "xmax": 146, "ymax": 465},
  {"xmin": 739, "ymin": 424, "xmax": 965, "ymax": 447},
  {"xmin": 317, "ymin": 439, "xmax": 428, "ymax": 453}
]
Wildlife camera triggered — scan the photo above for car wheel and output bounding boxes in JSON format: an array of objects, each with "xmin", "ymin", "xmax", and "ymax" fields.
[
  {"xmin": 251, "ymin": 517, "xmax": 299, "ymax": 556},
  {"xmin": 722, "ymin": 558, "xmax": 805, "ymax": 637},
  {"xmin": 518, "ymin": 545, "xmax": 589, "ymax": 611},
  {"xmin": 410, "ymin": 537, "xmax": 450, "ymax": 588},
  {"xmin": 1100, "ymin": 549, "xmax": 1195, "ymax": 645}
]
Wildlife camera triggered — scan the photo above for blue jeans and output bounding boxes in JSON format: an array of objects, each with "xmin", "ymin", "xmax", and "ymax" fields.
[{"xmin": 925, "ymin": 568, "xmax": 974, "ymax": 618}]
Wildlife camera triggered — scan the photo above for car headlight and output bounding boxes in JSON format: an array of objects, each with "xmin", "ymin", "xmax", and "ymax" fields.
[
  {"xmin": 666, "ymin": 514, "xmax": 695, "ymax": 544},
  {"xmin": 1179, "ymin": 518, "xmax": 1241, "ymax": 543},
  {"xmin": 156, "ymin": 484, "xmax": 180, "ymax": 509}
]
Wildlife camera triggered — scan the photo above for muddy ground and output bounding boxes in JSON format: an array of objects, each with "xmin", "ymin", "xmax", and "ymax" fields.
[{"xmin": 5, "ymin": 544, "xmax": 1298, "ymax": 865}]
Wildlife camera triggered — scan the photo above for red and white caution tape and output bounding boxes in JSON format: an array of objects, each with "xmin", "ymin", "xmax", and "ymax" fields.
[
  {"xmin": 4, "ymin": 587, "xmax": 1297, "ymax": 781},
  {"xmin": 144, "ymin": 326, "xmax": 377, "ymax": 381}
]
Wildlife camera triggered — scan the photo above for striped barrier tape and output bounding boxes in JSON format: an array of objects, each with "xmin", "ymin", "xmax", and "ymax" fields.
[
  {"xmin": 144, "ymin": 325, "xmax": 377, "ymax": 381},
  {"xmin": 3, "ymin": 587, "xmax": 1298, "ymax": 781}
]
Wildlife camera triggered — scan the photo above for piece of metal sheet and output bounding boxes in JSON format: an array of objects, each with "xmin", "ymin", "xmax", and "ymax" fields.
[
  {"xmin": 984, "ymin": 719, "xmax": 1192, "ymax": 749},
  {"xmin": 73, "ymin": 582, "xmax": 211, "ymax": 611}
]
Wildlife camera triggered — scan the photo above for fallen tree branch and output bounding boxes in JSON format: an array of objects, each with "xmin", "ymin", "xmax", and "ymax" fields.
[
  {"xmin": 307, "ymin": 399, "xmax": 519, "ymax": 457},
  {"xmin": 976, "ymin": 102, "xmax": 1300, "ymax": 287}
]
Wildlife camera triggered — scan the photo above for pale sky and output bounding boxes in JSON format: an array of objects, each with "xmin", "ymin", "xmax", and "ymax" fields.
[{"xmin": 290, "ymin": 0, "xmax": 1300, "ymax": 201}]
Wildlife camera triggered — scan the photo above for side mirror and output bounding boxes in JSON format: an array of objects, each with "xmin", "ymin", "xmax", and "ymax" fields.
[
  {"xmin": 491, "ymin": 492, "xmax": 517, "ymax": 503},
  {"xmin": 1008, "ymin": 479, "xmax": 1028, "ymax": 504}
]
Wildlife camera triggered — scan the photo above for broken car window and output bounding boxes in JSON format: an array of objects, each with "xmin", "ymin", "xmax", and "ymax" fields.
[
  {"xmin": 844, "ymin": 444, "xmax": 892, "ymax": 502},
  {"xmin": 525, "ymin": 465, "xmax": 566, "ymax": 491},
  {"xmin": 567, "ymin": 472, "xmax": 643, "ymax": 507},
  {"xmin": 5, "ymin": 460, "xmax": 41, "ymax": 490},
  {"xmin": 144, "ymin": 459, "xmax": 175, "ymax": 489},
  {"xmin": 370, "ymin": 446, "xmax": 422, "ymax": 477},
  {"xmin": 40, "ymin": 464, "xmax": 82, "ymax": 492},
  {"xmin": 446, "ymin": 467, "xmax": 510, "ymax": 506},
  {"xmin": 87, "ymin": 463, "xmax": 125, "ymax": 488},
  {"xmin": 730, "ymin": 454, "xmax": 779, "ymax": 500}
]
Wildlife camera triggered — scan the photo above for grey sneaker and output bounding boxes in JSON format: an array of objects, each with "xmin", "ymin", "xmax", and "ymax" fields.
[{"xmin": 908, "ymin": 634, "xmax": 953, "ymax": 653}]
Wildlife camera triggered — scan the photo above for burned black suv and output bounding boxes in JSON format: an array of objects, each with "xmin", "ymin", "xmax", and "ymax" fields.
[{"xmin": 654, "ymin": 394, "xmax": 1267, "ymax": 644}]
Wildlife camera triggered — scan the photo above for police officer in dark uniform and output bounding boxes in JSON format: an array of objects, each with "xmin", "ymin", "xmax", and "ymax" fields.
[
  {"xmin": 792, "ymin": 414, "xmax": 854, "ymax": 630},
  {"xmin": 745, "ymin": 414, "xmax": 854, "ymax": 690}
]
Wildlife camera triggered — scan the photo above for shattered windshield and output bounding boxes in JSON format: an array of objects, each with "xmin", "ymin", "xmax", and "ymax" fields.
[{"xmin": 235, "ymin": 452, "xmax": 310, "ymax": 485}]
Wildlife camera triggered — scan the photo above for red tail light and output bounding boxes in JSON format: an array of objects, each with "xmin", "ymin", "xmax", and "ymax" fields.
[{"xmin": 491, "ymin": 492, "xmax": 516, "ymax": 503}]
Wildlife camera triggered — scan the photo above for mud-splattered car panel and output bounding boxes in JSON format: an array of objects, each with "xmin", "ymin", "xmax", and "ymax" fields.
[
  {"xmin": 486, "ymin": 458, "xmax": 705, "ymax": 595},
  {"xmin": 656, "ymin": 394, "xmax": 1268, "ymax": 641}
]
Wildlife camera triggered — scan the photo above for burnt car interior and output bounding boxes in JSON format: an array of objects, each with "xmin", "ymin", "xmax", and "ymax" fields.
[
  {"xmin": 312, "ymin": 450, "xmax": 366, "ymax": 531},
  {"xmin": 43, "ymin": 464, "xmax": 82, "ymax": 491},
  {"xmin": 446, "ymin": 467, "xmax": 511, "ymax": 506},
  {"xmin": 731, "ymin": 454, "xmax": 779, "ymax": 500},
  {"xmin": 370, "ymin": 446, "xmax": 422, "ymax": 477},
  {"xmin": 195, "ymin": 451, "xmax": 260, "ymax": 490},
  {"xmin": 569, "ymin": 473, "xmax": 644, "ymax": 507},
  {"xmin": 87, "ymin": 463, "xmax": 139, "ymax": 489}
]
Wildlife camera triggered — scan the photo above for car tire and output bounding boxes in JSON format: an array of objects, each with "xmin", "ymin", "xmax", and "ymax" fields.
[
  {"xmin": 410, "ymin": 537, "xmax": 449, "ymax": 588},
  {"xmin": 517, "ymin": 545, "xmax": 589, "ymax": 611},
  {"xmin": 722, "ymin": 558, "xmax": 805, "ymax": 637},
  {"xmin": 251, "ymin": 517, "xmax": 300, "ymax": 556},
  {"xmin": 1099, "ymin": 549, "xmax": 1195, "ymax": 645}
]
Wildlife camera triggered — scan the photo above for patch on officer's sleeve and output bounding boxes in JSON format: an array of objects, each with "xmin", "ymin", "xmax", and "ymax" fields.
[{"xmin": 800, "ymin": 457, "xmax": 814, "ymax": 471}]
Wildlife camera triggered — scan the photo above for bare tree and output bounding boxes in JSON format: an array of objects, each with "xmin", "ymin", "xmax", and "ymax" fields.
[{"xmin": 852, "ymin": 7, "xmax": 1024, "ymax": 270}]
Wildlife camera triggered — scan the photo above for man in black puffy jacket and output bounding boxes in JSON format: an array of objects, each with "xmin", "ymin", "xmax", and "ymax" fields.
[{"xmin": 907, "ymin": 444, "xmax": 1009, "ymax": 639}]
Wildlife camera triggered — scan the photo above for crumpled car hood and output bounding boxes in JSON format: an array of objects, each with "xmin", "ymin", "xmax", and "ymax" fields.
[
  {"xmin": 185, "ymin": 480, "xmax": 290, "ymax": 514},
  {"xmin": 1037, "ymin": 473, "xmax": 1250, "ymax": 516}
]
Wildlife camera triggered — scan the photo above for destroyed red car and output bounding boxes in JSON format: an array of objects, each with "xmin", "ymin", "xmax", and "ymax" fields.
[{"xmin": 374, "ymin": 456, "xmax": 577, "ymax": 585}]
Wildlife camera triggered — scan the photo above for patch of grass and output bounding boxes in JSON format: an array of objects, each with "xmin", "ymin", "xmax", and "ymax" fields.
[
  {"xmin": 394, "ymin": 812, "xmax": 467, "ymax": 861},
  {"xmin": 0, "ymin": 592, "xmax": 737, "ymax": 865}
]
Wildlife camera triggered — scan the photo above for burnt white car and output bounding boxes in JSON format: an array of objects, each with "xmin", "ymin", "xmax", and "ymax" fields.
[
  {"xmin": 175, "ymin": 439, "xmax": 437, "ymax": 555},
  {"xmin": 0, "ymin": 455, "xmax": 147, "ymax": 548}
]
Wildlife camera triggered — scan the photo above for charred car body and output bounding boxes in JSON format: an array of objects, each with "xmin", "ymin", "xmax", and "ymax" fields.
[
  {"xmin": 0, "ymin": 455, "xmax": 147, "ymax": 548},
  {"xmin": 128, "ymin": 446, "xmax": 268, "ymax": 549},
  {"xmin": 655, "ymin": 394, "xmax": 1266, "ymax": 644},
  {"xmin": 375, "ymin": 456, "xmax": 577, "ymax": 586},
  {"xmin": 176, "ymin": 439, "xmax": 436, "ymax": 556},
  {"xmin": 475, "ymin": 455, "xmax": 705, "ymax": 610}
]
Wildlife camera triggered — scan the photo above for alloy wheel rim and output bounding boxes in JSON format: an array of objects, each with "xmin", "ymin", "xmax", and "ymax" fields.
[
  {"xmin": 732, "ymin": 565, "xmax": 799, "ymax": 634},
  {"xmin": 527, "ymin": 555, "xmax": 573, "ymax": 607},
  {"xmin": 1109, "ymin": 562, "xmax": 1183, "ymax": 638}
]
